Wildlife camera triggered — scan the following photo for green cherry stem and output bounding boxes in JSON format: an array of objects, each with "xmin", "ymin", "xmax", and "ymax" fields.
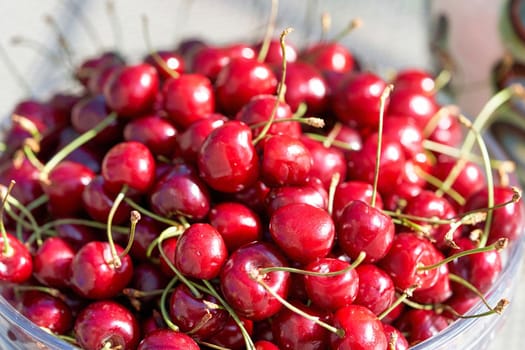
[
  {"xmin": 327, "ymin": 172, "xmax": 341, "ymax": 216},
  {"xmin": 159, "ymin": 276, "xmax": 181, "ymax": 332},
  {"xmin": 118, "ymin": 210, "xmax": 140, "ymax": 261},
  {"xmin": 256, "ymin": 0, "xmax": 278, "ymax": 63},
  {"xmin": 141, "ymin": 15, "xmax": 179, "ymax": 79},
  {"xmin": 106, "ymin": 185, "xmax": 128, "ymax": 268},
  {"xmin": 304, "ymin": 132, "xmax": 360, "ymax": 151},
  {"xmin": 145, "ymin": 225, "xmax": 184, "ymax": 260},
  {"xmin": 0, "ymin": 182, "xmax": 16, "ymax": 256},
  {"xmin": 124, "ymin": 197, "xmax": 183, "ymax": 227},
  {"xmin": 378, "ymin": 284, "xmax": 419, "ymax": 320}
]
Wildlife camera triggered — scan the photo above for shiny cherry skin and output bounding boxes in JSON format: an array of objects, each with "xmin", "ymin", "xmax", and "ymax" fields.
[
  {"xmin": 332, "ymin": 72, "xmax": 388, "ymax": 129},
  {"xmin": 0, "ymin": 158, "xmax": 44, "ymax": 208},
  {"xmin": 429, "ymin": 159, "xmax": 485, "ymax": 202},
  {"xmin": 144, "ymin": 50, "xmax": 185, "ymax": 80},
  {"xmin": 137, "ymin": 329, "xmax": 200, "ymax": 350},
  {"xmin": 332, "ymin": 181, "xmax": 383, "ymax": 223},
  {"xmin": 264, "ymin": 182, "xmax": 328, "ymax": 216},
  {"xmin": 411, "ymin": 263, "xmax": 452, "ymax": 304},
  {"xmin": 261, "ymin": 135, "xmax": 312, "ymax": 186},
  {"xmin": 158, "ymin": 236, "xmax": 179, "ymax": 277},
  {"xmin": 379, "ymin": 232, "xmax": 441, "ymax": 291},
  {"xmin": 215, "ymin": 57, "xmax": 278, "ymax": 116},
  {"xmin": 198, "ymin": 120, "xmax": 259, "ymax": 193},
  {"xmin": 254, "ymin": 340, "xmax": 280, "ymax": 350},
  {"xmin": 169, "ymin": 284, "xmax": 228, "ymax": 340},
  {"xmin": 395, "ymin": 309, "xmax": 450, "ymax": 346},
  {"xmin": 386, "ymin": 89, "xmax": 439, "ymax": 130},
  {"xmin": 70, "ymin": 241, "xmax": 133, "ymax": 299},
  {"xmin": 74, "ymin": 300, "xmax": 140, "ymax": 350},
  {"xmin": 175, "ymin": 223, "xmax": 228, "ymax": 280},
  {"xmin": 383, "ymin": 115, "xmax": 424, "ymax": 158},
  {"xmin": 300, "ymin": 42, "xmax": 354, "ymax": 74},
  {"xmin": 392, "ymin": 69, "xmax": 436, "ymax": 96},
  {"xmin": 209, "ymin": 201, "xmax": 262, "ymax": 252},
  {"xmin": 303, "ymin": 257, "xmax": 359, "ymax": 311},
  {"xmin": 354, "ymin": 264, "xmax": 396, "ymax": 315},
  {"xmin": 329, "ymin": 304, "xmax": 388, "ymax": 350},
  {"xmin": 206, "ymin": 316, "xmax": 254, "ymax": 350},
  {"xmin": 33, "ymin": 236, "xmax": 75, "ymax": 289},
  {"xmin": 338, "ymin": 200, "xmax": 395, "ymax": 263},
  {"xmin": 0, "ymin": 233, "xmax": 33, "ymax": 283},
  {"xmin": 123, "ymin": 114, "xmax": 178, "ymax": 158},
  {"xmin": 19, "ymin": 291, "xmax": 73, "ymax": 335},
  {"xmin": 220, "ymin": 241, "xmax": 290, "ymax": 321},
  {"xmin": 41, "ymin": 160, "xmax": 95, "ymax": 218},
  {"xmin": 271, "ymin": 300, "xmax": 330, "ymax": 350},
  {"xmin": 103, "ymin": 63, "xmax": 159, "ymax": 117},
  {"xmin": 382, "ymin": 323, "xmax": 410, "ymax": 350},
  {"xmin": 427, "ymin": 109, "xmax": 463, "ymax": 147},
  {"xmin": 102, "ymin": 141, "xmax": 156, "ymax": 194},
  {"xmin": 190, "ymin": 45, "xmax": 230, "ymax": 82},
  {"xmin": 162, "ymin": 74, "xmax": 215, "ymax": 129},
  {"xmin": 254, "ymin": 38, "xmax": 298, "ymax": 66},
  {"xmin": 269, "ymin": 203, "xmax": 335, "ymax": 264}
]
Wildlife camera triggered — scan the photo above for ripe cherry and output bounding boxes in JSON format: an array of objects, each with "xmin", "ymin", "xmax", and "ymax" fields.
[
  {"xmin": 144, "ymin": 50, "xmax": 185, "ymax": 80},
  {"xmin": 33, "ymin": 236, "xmax": 75, "ymax": 289},
  {"xmin": 395, "ymin": 309, "xmax": 450, "ymax": 346},
  {"xmin": 0, "ymin": 233, "xmax": 33, "ymax": 284},
  {"xmin": 19, "ymin": 291, "xmax": 73, "ymax": 335},
  {"xmin": 265, "ymin": 181, "xmax": 328, "ymax": 216},
  {"xmin": 354, "ymin": 264, "xmax": 396, "ymax": 316},
  {"xmin": 123, "ymin": 114, "xmax": 178, "ymax": 158},
  {"xmin": 386, "ymin": 89, "xmax": 439, "ymax": 130},
  {"xmin": 392, "ymin": 69, "xmax": 436, "ymax": 96},
  {"xmin": 137, "ymin": 329, "xmax": 200, "ymax": 350},
  {"xmin": 301, "ymin": 42, "xmax": 354, "ymax": 74},
  {"xmin": 332, "ymin": 181, "xmax": 383, "ymax": 223}
]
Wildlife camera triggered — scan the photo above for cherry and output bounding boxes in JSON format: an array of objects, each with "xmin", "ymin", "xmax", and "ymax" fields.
[
  {"xmin": 74, "ymin": 300, "xmax": 140, "ymax": 350},
  {"xmin": 394, "ymin": 309, "xmax": 450, "ymax": 346},
  {"xmin": 329, "ymin": 304, "xmax": 388, "ymax": 350},
  {"xmin": 75, "ymin": 51, "xmax": 125, "ymax": 86},
  {"xmin": 33, "ymin": 236, "xmax": 75, "ymax": 289},
  {"xmin": 300, "ymin": 42, "xmax": 354, "ymax": 74},
  {"xmin": 354, "ymin": 264, "xmax": 396, "ymax": 316},
  {"xmin": 144, "ymin": 50, "xmax": 185, "ymax": 80},
  {"xmin": 338, "ymin": 200, "xmax": 395, "ymax": 263},
  {"xmin": 137, "ymin": 329, "xmax": 200, "ymax": 350},
  {"xmin": 271, "ymin": 300, "xmax": 330, "ymax": 350},
  {"xmin": 198, "ymin": 120, "xmax": 259, "ymax": 193},
  {"xmin": 379, "ymin": 232, "xmax": 442, "ymax": 291},
  {"xmin": 392, "ymin": 69, "xmax": 436, "ymax": 96},
  {"xmin": 87, "ymin": 62, "xmax": 124, "ymax": 95},
  {"xmin": 332, "ymin": 72, "xmax": 388, "ymax": 129},
  {"xmin": 70, "ymin": 241, "xmax": 133, "ymax": 299},
  {"xmin": 206, "ymin": 316, "xmax": 254, "ymax": 350},
  {"xmin": 56, "ymin": 223, "xmax": 100, "ymax": 251},
  {"xmin": 162, "ymin": 74, "xmax": 215, "ymax": 129},
  {"xmin": 128, "ymin": 261, "xmax": 167, "ymax": 307},
  {"xmin": 382, "ymin": 323, "xmax": 409, "ymax": 350},
  {"xmin": 261, "ymin": 135, "xmax": 312, "ymax": 187},
  {"xmin": 411, "ymin": 263, "xmax": 452, "ymax": 305},
  {"xmin": 208, "ymin": 201, "xmax": 262, "ymax": 252},
  {"xmin": 383, "ymin": 115, "xmax": 424, "ymax": 158},
  {"xmin": 269, "ymin": 203, "xmax": 335, "ymax": 264},
  {"xmin": 332, "ymin": 181, "xmax": 383, "ymax": 223},
  {"xmin": 386, "ymin": 89, "xmax": 439, "ymax": 130},
  {"xmin": 0, "ymin": 157, "xmax": 44, "ymax": 208},
  {"xmin": 190, "ymin": 45, "xmax": 230, "ymax": 82},
  {"xmin": 0, "ymin": 232, "xmax": 33, "ymax": 284},
  {"xmin": 158, "ymin": 236, "xmax": 179, "ymax": 277},
  {"xmin": 254, "ymin": 340, "xmax": 280, "ymax": 350},
  {"xmin": 429, "ymin": 159, "xmax": 485, "ymax": 202},
  {"xmin": 129, "ymin": 217, "xmax": 165, "ymax": 262},
  {"xmin": 169, "ymin": 284, "xmax": 228, "ymax": 340},
  {"xmin": 254, "ymin": 38, "xmax": 298, "ymax": 66},
  {"xmin": 302, "ymin": 256, "xmax": 359, "ymax": 312},
  {"xmin": 19, "ymin": 290, "xmax": 73, "ymax": 335},
  {"xmin": 426, "ymin": 109, "xmax": 463, "ymax": 147},
  {"xmin": 264, "ymin": 181, "xmax": 328, "ymax": 216},
  {"xmin": 123, "ymin": 114, "xmax": 178, "ymax": 158},
  {"xmin": 103, "ymin": 63, "xmax": 159, "ymax": 117},
  {"xmin": 215, "ymin": 57, "xmax": 278, "ymax": 116},
  {"xmin": 41, "ymin": 160, "xmax": 95, "ymax": 218},
  {"xmin": 220, "ymin": 241, "xmax": 290, "ymax": 321},
  {"xmin": 175, "ymin": 223, "xmax": 228, "ymax": 280},
  {"xmin": 101, "ymin": 141, "xmax": 156, "ymax": 194}
]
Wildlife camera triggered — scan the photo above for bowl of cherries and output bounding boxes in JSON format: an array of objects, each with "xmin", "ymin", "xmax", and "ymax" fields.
[{"xmin": 0, "ymin": 2, "xmax": 524, "ymax": 350}]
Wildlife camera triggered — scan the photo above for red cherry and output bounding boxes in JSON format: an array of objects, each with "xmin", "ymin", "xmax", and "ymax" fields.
[
  {"xmin": 137, "ymin": 329, "xmax": 200, "ymax": 350},
  {"xmin": 103, "ymin": 63, "xmax": 159, "ymax": 117},
  {"xmin": 411, "ymin": 263, "xmax": 452, "ymax": 305},
  {"xmin": 254, "ymin": 38, "xmax": 298, "ymax": 66},
  {"xmin": 382, "ymin": 323, "xmax": 410, "ymax": 350},
  {"xmin": 254, "ymin": 340, "xmax": 280, "ymax": 350},
  {"xmin": 19, "ymin": 291, "xmax": 73, "ymax": 335},
  {"xmin": 123, "ymin": 114, "xmax": 178, "ymax": 158},
  {"xmin": 198, "ymin": 120, "xmax": 259, "ymax": 193},
  {"xmin": 395, "ymin": 309, "xmax": 450, "ymax": 346},
  {"xmin": 0, "ymin": 233, "xmax": 33, "ymax": 283},
  {"xmin": 33, "ymin": 236, "xmax": 75, "ymax": 289},
  {"xmin": 392, "ymin": 69, "xmax": 436, "ymax": 96},
  {"xmin": 301, "ymin": 42, "xmax": 354, "ymax": 74},
  {"xmin": 265, "ymin": 182, "xmax": 328, "ymax": 216},
  {"xmin": 386, "ymin": 89, "xmax": 439, "ymax": 130},
  {"xmin": 190, "ymin": 45, "xmax": 230, "ymax": 82},
  {"xmin": 220, "ymin": 242, "xmax": 290, "ymax": 321},
  {"xmin": 206, "ymin": 316, "xmax": 254, "ymax": 350},
  {"xmin": 354, "ymin": 264, "xmax": 396, "ymax": 315},
  {"xmin": 144, "ymin": 50, "xmax": 185, "ymax": 80},
  {"xmin": 333, "ymin": 181, "xmax": 383, "ymax": 223},
  {"xmin": 429, "ymin": 159, "xmax": 485, "ymax": 202},
  {"xmin": 74, "ymin": 300, "xmax": 140, "ymax": 350},
  {"xmin": 75, "ymin": 51, "xmax": 125, "ymax": 86}
]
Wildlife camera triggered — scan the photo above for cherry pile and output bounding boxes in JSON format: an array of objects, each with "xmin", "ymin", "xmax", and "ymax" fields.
[{"xmin": 0, "ymin": 13, "xmax": 524, "ymax": 350}]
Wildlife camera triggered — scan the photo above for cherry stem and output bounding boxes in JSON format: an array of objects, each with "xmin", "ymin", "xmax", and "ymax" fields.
[
  {"xmin": 159, "ymin": 276, "xmax": 181, "ymax": 332},
  {"xmin": 330, "ymin": 18, "xmax": 363, "ymax": 43},
  {"xmin": 123, "ymin": 287, "xmax": 166, "ymax": 299},
  {"xmin": 323, "ymin": 122, "xmax": 343, "ymax": 148},
  {"xmin": 106, "ymin": 185, "xmax": 128, "ymax": 268},
  {"xmin": 10, "ymin": 35, "xmax": 62, "ymax": 65},
  {"xmin": 252, "ymin": 27, "xmax": 294, "ymax": 145},
  {"xmin": 371, "ymin": 84, "xmax": 393, "ymax": 208},
  {"xmin": 304, "ymin": 132, "xmax": 360, "ymax": 151},
  {"xmin": 118, "ymin": 210, "xmax": 140, "ymax": 261},
  {"xmin": 0, "ymin": 43, "xmax": 33, "ymax": 95},
  {"xmin": 197, "ymin": 341, "xmax": 230, "ymax": 350},
  {"xmin": 106, "ymin": 0, "xmax": 123, "ymax": 53},
  {"xmin": 441, "ymin": 298, "xmax": 509, "ymax": 318},
  {"xmin": 43, "ymin": 14, "xmax": 75, "ymax": 69},
  {"xmin": 200, "ymin": 279, "xmax": 256, "ymax": 350},
  {"xmin": 418, "ymin": 238, "xmax": 508, "ymax": 272},
  {"xmin": 13, "ymin": 284, "xmax": 64, "ymax": 299},
  {"xmin": 378, "ymin": 284, "xmax": 419, "ymax": 320},
  {"xmin": 124, "ymin": 197, "xmax": 183, "ymax": 227},
  {"xmin": 157, "ymin": 229, "xmax": 202, "ymax": 299},
  {"xmin": 431, "ymin": 68, "xmax": 452, "ymax": 93},
  {"xmin": 327, "ymin": 172, "xmax": 341, "ymax": 216},
  {"xmin": 259, "ymin": 251, "xmax": 366, "ymax": 277},
  {"xmin": 254, "ymin": 276, "xmax": 345, "ymax": 338},
  {"xmin": 320, "ymin": 12, "xmax": 331, "ymax": 41},
  {"xmin": 40, "ymin": 112, "xmax": 117, "ymax": 181},
  {"xmin": 141, "ymin": 15, "xmax": 179, "ymax": 79},
  {"xmin": 414, "ymin": 165, "xmax": 465, "ymax": 205},
  {"xmin": 257, "ymin": 0, "xmax": 279, "ymax": 63},
  {"xmin": 449, "ymin": 273, "xmax": 502, "ymax": 312},
  {"xmin": 0, "ymin": 181, "xmax": 16, "ymax": 256},
  {"xmin": 145, "ymin": 225, "xmax": 184, "ymax": 260},
  {"xmin": 2, "ymin": 187, "xmax": 42, "ymax": 245}
]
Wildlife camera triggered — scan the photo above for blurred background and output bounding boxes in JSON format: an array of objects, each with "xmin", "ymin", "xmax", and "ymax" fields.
[{"xmin": 0, "ymin": 0, "xmax": 524, "ymax": 348}]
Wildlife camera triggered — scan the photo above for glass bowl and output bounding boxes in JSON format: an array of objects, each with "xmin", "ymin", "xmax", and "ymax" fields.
[{"xmin": 0, "ymin": 1, "xmax": 524, "ymax": 349}]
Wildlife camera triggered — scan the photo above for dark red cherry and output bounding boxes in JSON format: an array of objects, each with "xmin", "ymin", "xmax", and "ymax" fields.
[
  {"xmin": 301, "ymin": 42, "xmax": 354, "ymax": 74},
  {"xmin": 123, "ymin": 114, "xmax": 178, "ymax": 158},
  {"xmin": 190, "ymin": 45, "xmax": 229, "ymax": 82},
  {"xmin": 169, "ymin": 284, "xmax": 228, "ymax": 340},
  {"xmin": 332, "ymin": 72, "xmax": 388, "ymax": 129},
  {"xmin": 137, "ymin": 329, "xmax": 200, "ymax": 350},
  {"xmin": 0, "ymin": 233, "xmax": 33, "ymax": 283},
  {"xmin": 333, "ymin": 181, "xmax": 383, "ymax": 223},
  {"xmin": 129, "ymin": 217, "xmax": 165, "ymax": 262},
  {"xmin": 0, "ymin": 158, "xmax": 44, "ymax": 208},
  {"xmin": 70, "ymin": 241, "xmax": 133, "ymax": 299},
  {"xmin": 206, "ymin": 316, "xmax": 254, "ymax": 350},
  {"xmin": 144, "ymin": 50, "xmax": 185, "ymax": 80},
  {"xmin": 162, "ymin": 74, "xmax": 215, "ymax": 129},
  {"xmin": 56, "ymin": 223, "xmax": 99, "ymax": 251},
  {"xmin": 33, "ymin": 236, "xmax": 75, "ymax": 289},
  {"xmin": 220, "ymin": 242, "xmax": 290, "ymax": 321},
  {"xmin": 215, "ymin": 57, "xmax": 278, "ymax": 116},
  {"xmin": 261, "ymin": 135, "xmax": 312, "ymax": 186},
  {"xmin": 103, "ymin": 63, "xmax": 159, "ymax": 117},
  {"xmin": 75, "ymin": 51, "xmax": 125, "ymax": 85},
  {"xmin": 102, "ymin": 141, "xmax": 156, "ymax": 193},
  {"xmin": 300, "ymin": 136, "xmax": 347, "ymax": 189},
  {"xmin": 354, "ymin": 264, "xmax": 396, "ymax": 316},
  {"xmin": 386, "ymin": 89, "xmax": 439, "ymax": 130},
  {"xmin": 395, "ymin": 309, "xmax": 450, "ymax": 346},
  {"xmin": 129, "ymin": 262, "xmax": 168, "ymax": 306},
  {"xmin": 338, "ymin": 200, "xmax": 395, "ymax": 263},
  {"xmin": 265, "ymin": 180, "xmax": 328, "ymax": 216},
  {"xmin": 329, "ymin": 305, "xmax": 388, "ymax": 350},
  {"xmin": 175, "ymin": 223, "xmax": 228, "ymax": 280},
  {"xmin": 198, "ymin": 120, "xmax": 259, "ymax": 193},
  {"xmin": 87, "ymin": 62, "xmax": 124, "ymax": 95},
  {"xmin": 271, "ymin": 300, "xmax": 330, "ymax": 350},
  {"xmin": 19, "ymin": 291, "xmax": 73, "ymax": 335},
  {"xmin": 74, "ymin": 300, "xmax": 140, "ymax": 350},
  {"xmin": 392, "ymin": 69, "xmax": 436, "ymax": 96},
  {"xmin": 158, "ymin": 237, "xmax": 178, "ymax": 277},
  {"xmin": 270, "ymin": 203, "xmax": 335, "ymax": 264},
  {"xmin": 209, "ymin": 202, "xmax": 262, "ymax": 252},
  {"xmin": 303, "ymin": 257, "xmax": 359, "ymax": 311}
]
